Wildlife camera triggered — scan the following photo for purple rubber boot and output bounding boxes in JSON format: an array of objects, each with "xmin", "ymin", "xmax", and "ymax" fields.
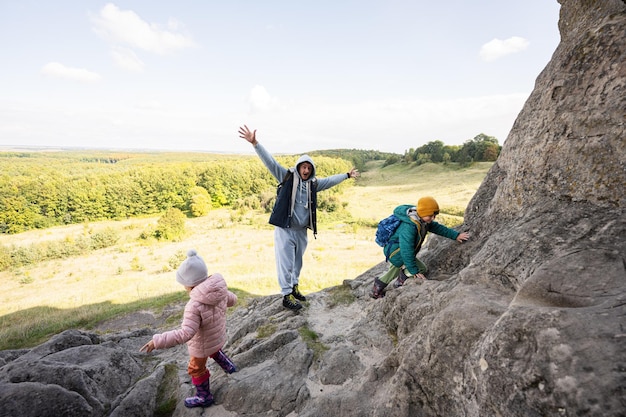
[
  {"xmin": 211, "ymin": 349, "xmax": 237, "ymax": 374},
  {"xmin": 184, "ymin": 375, "xmax": 214, "ymax": 408}
]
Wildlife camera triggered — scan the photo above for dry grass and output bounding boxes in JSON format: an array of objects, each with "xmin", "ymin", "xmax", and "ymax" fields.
[
  {"xmin": 0, "ymin": 161, "xmax": 492, "ymax": 349},
  {"xmin": 346, "ymin": 161, "xmax": 492, "ymax": 221}
]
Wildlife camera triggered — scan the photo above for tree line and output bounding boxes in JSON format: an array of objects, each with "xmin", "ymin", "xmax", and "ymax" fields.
[
  {"xmin": 384, "ymin": 133, "xmax": 501, "ymax": 167},
  {"xmin": 0, "ymin": 151, "xmax": 357, "ymax": 234},
  {"xmin": 0, "ymin": 136, "xmax": 499, "ymax": 235}
]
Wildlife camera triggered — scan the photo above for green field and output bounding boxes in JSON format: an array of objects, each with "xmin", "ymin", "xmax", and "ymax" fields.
[{"xmin": 0, "ymin": 159, "xmax": 492, "ymax": 349}]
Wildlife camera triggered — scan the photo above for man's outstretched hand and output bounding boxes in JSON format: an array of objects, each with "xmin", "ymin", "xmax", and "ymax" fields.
[{"xmin": 238, "ymin": 125, "xmax": 257, "ymax": 145}]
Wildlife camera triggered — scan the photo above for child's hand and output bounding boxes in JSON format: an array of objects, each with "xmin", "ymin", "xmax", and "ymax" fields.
[
  {"xmin": 457, "ymin": 232, "xmax": 470, "ymax": 243},
  {"xmin": 140, "ymin": 340, "xmax": 155, "ymax": 353}
]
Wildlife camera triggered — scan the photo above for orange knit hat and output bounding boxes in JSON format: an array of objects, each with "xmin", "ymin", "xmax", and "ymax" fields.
[{"xmin": 416, "ymin": 196, "xmax": 439, "ymax": 217}]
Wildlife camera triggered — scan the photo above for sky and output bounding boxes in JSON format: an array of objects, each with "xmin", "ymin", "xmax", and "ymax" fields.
[{"xmin": 0, "ymin": 1, "xmax": 561, "ymax": 155}]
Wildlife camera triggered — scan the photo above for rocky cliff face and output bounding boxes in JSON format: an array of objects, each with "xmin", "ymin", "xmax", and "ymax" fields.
[{"xmin": 1, "ymin": 1, "xmax": 624, "ymax": 416}]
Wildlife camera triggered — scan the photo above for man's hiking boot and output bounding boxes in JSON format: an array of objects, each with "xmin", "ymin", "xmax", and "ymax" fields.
[
  {"xmin": 370, "ymin": 278, "xmax": 388, "ymax": 299},
  {"xmin": 292, "ymin": 284, "xmax": 306, "ymax": 301},
  {"xmin": 283, "ymin": 294, "xmax": 303, "ymax": 311}
]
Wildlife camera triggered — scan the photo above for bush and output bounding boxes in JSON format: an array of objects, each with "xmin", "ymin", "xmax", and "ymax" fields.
[
  {"xmin": 154, "ymin": 208, "xmax": 186, "ymax": 241},
  {"xmin": 0, "ymin": 245, "xmax": 11, "ymax": 271},
  {"xmin": 90, "ymin": 228, "xmax": 119, "ymax": 250},
  {"xmin": 232, "ymin": 195, "xmax": 263, "ymax": 211},
  {"xmin": 168, "ymin": 250, "xmax": 186, "ymax": 270},
  {"xmin": 11, "ymin": 246, "xmax": 43, "ymax": 268},
  {"xmin": 0, "ymin": 229, "xmax": 121, "ymax": 272},
  {"xmin": 189, "ymin": 186, "xmax": 212, "ymax": 217}
]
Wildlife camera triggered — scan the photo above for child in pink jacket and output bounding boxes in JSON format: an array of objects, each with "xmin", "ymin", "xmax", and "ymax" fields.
[{"xmin": 140, "ymin": 249, "xmax": 238, "ymax": 408}]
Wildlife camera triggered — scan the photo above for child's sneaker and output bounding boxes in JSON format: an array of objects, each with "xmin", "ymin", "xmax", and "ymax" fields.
[
  {"xmin": 393, "ymin": 272, "xmax": 408, "ymax": 288},
  {"xmin": 283, "ymin": 294, "xmax": 303, "ymax": 311}
]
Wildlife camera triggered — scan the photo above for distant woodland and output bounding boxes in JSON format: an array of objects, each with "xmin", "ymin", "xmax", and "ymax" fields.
[
  {"xmin": 0, "ymin": 150, "xmax": 381, "ymax": 235},
  {"xmin": 0, "ymin": 134, "xmax": 499, "ymax": 235}
]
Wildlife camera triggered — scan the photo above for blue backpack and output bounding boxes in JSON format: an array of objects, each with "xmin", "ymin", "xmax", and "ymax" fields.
[{"xmin": 375, "ymin": 214, "xmax": 401, "ymax": 247}]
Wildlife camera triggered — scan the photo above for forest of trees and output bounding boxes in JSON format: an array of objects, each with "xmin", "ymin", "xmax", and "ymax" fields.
[
  {"xmin": 0, "ymin": 151, "xmax": 360, "ymax": 234},
  {"xmin": 308, "ymin": 149, "xmax": 398, "ymax": 172},
  {"xmin": 0, "ymin": 135, "xmax": 500, "ymax": 235},
  {"xmin": 386, "ymin": 133, "xmax": 501, "ymax": 167}
]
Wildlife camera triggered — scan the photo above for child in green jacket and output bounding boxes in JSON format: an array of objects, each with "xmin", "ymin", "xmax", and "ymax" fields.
[{"xmin": 370, "ymin": 196, "xmax": 469, "ymax": 299}]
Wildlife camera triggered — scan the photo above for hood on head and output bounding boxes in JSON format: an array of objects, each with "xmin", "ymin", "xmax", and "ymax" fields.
[{"xmin": 295, "ymin": 154, "xmax": 316, "ymax": 179}]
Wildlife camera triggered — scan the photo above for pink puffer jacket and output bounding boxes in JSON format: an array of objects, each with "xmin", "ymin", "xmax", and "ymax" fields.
[{"xmin": 152, "ymin": 273, "xmax": 237, "ymax": 358}]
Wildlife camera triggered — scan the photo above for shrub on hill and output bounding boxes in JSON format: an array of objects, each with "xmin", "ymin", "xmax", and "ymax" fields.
[{"xmin": 153, "ymin": 208, "xmax": 186, "ymax": 241}]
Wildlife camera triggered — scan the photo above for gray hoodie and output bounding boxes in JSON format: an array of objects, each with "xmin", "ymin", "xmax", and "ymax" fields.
[{"xmin": 254, "ymin": 142, "xmax": 348, "ymax": 229}]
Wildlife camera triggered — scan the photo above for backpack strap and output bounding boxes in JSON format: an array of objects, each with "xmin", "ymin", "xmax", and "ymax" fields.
[{"xmin": 281, "ymin": 168, "xmax": 294, "ymax": 185}]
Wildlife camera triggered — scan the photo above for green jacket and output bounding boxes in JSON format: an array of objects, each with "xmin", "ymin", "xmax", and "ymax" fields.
[{"xmin": 384, "ymin": 204, "xmax": 459, "ymax": 275}]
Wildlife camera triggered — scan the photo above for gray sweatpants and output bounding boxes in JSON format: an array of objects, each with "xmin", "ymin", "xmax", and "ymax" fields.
[{"xmin": 274, "ymin": 226, "xmax": 308, "ymax": 296}]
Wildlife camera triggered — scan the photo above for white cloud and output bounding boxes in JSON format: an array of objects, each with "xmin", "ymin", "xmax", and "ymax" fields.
[
  {"xmin": 40, "ymin": 62, "xmax": 102, "ymax": 83},
  {"xmin": 111, "ymin": 46, "xmax": 144, "ymax": 72},
  {"xmin": 248, "ymin": 85, "xmax": 280, "ymax": 112},
  {"xmin": 479, "ymin": 36, "xmax": 529, "ymax": 62},
  {"xmin": 91, "ymin": 3, "xmax": 197, "ymax": 55}
]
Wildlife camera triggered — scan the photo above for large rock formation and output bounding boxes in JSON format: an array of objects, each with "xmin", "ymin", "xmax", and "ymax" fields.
[{"xmin": 1, "ymin": 1, "xmax": 624, "ymax": 416}]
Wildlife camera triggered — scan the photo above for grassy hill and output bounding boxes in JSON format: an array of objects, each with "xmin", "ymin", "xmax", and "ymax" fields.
[
  {"xmin": 345, "ymin": 160, "xmax": 492, "ymax": 224},
  {"xmin": 0, "ymin": 160, "xmax": 492, "ymax": 349}
]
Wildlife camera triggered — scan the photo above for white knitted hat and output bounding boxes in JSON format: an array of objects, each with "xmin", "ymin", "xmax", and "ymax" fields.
[{"xmin": 176, "ymin": 249, "xmax": 208, "ymax": 287}]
